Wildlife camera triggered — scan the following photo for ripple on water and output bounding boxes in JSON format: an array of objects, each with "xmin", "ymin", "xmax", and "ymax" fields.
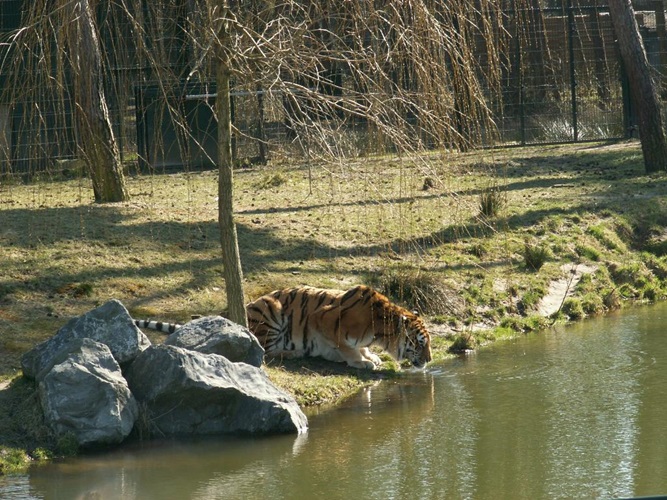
[{"xmin": 0, "ymin": 475, "xmax": 36, "ymax": 500}]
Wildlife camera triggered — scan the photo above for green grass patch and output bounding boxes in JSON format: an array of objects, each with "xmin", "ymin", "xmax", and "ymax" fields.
[
  {"xmin": 575, "ymin": 243, "xmax": 601, "ymax": 261},
  {"xmin": 263, "ymin": 357, "xmax": 395, "ymax": 407}
]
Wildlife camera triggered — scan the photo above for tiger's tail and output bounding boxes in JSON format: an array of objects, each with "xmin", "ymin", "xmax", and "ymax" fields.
[{"xmin": 134, "ymin": 319, "xmax": 181, "ymax": 334}]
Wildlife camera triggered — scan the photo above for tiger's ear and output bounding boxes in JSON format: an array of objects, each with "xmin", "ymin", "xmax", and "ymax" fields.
[{"xmin": 412, "ymin": 310, "xmax": 420, "ymax": 316}]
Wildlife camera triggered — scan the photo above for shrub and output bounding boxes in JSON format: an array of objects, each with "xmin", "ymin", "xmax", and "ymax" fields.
[
  {"xmin": 618, "ymin": 283, "xmax": 639, "ymax": 299},
  {"xmin": 466, "ymin": 242, "xmax": 489, "ymax": 258},
  {"xmin": 523, "ymin": 315, "xmax": 550, "ymax": 331},
  {"xmin": 448, "ymin": 332, "xmax": 477, "ymax": 353},
  {"xmin": 642, "ymin": 253, "xmax": 667, "ymax": 280},
  {"xmin": 523, "ymin": 241, "xmax": 550, "ymax": 271},
  {"xmin": 479, "ymin": 184, "xmax": 505, "ymax": 219},
  {"xmin": 519, "ymin": 288, "xmax": 545, "ymax": 312},
  {"xmin": 369, "ymin": 266, "xmax": 458, "ymax": 316},
  {"xmin": 603, "ymin": 288, "xmax": 622, "ymax": 310},
  {"xmin": 561, "ymin": 298, "xmax": 585, "ymax": 320},
  {"xmin": 499, "ymin": 316, "xmax": 524, "ymax": 332},
  {"xmin": 608, "ymin": 261, "xmax": 651, "ymax": 288},
  {"xmin": 641, "ymin": 282, "xmax": 663, "ymax": 301},
  {"xmin": 581, "ymin": 293, "xmax": 605, "ymax": 315},
  {"xmin": 255, "ymin": 171, "xmax": 287, "ymax": 189}
]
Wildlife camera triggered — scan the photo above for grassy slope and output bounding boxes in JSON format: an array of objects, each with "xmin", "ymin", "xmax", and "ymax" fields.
[{"xmin": 1, "ymin": 140, "xmax": 667, "ymax": 465}]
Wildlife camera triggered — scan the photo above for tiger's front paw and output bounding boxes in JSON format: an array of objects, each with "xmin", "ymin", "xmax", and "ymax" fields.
[
  {"xmin": 366, "ymin": 353, "xmax": 382, "ymax": 366},
  {"xmin": 361, "ymin": 348, "xmax": 382, "ymax": 367},
  {"xmin": 347, "ymin": 359, "xmax": 377, "ymax": 370}
]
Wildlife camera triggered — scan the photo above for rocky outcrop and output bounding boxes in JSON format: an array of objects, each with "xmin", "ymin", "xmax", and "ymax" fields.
[
  {"xmin": 125, "ymin": 344, "xmax": 307, "ymax": 436},
  {"xmin": 21, "ymin": 299, "xmax": 149, "ymax": 380},
  {"xmin": 23, "ymin": 300, "xmax": 307, "ymax": 449},
  {"xmin": 163, "ymin": 316, "xmax": 264, "ymax": 367},
  {"xmin": 38, "ymin": 338, "xmax": 138, "ymax": 446}
]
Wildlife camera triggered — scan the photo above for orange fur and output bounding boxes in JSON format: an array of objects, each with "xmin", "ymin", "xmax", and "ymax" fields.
[{"xmin": 246, "ymin": 285, "xmax": 432, "ymax": 370}]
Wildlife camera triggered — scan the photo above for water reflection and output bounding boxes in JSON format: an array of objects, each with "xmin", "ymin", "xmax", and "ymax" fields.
[
  {"xmin": 26, "ymin": 434, "xmax": 309, "ymax": 499},
  {"xmin": 542, "ymin": 316, "xmax": 642, "ymax": 499},
  {"xmin": 3, "ymin": 303, "xmax": 667, "ymax": 499}
]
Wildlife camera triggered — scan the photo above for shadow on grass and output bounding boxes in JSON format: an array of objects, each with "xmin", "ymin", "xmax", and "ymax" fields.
[
  {"xmin": 1, "ymin": 192, "xmax": 660, "ymax": 311},
  {"xmin": 0, "ymin": 376, "xmax": 51, "ymax": 454}
]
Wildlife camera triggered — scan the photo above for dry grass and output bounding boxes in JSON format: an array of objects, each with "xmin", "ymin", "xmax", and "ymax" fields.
[{"xmin": 1, "ymin": 140, "xmax": 667, "ymax": 382}]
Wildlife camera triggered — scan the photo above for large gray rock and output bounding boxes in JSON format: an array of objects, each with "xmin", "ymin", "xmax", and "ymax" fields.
[
  {"xmin": 163, "ymin": 316, "xmax": 264, "ymax": 367},
  {"xmin": 22, "ymin": 299, "xmax": 150, "ymax": 380},
  {"xmin": 125, "ymin": 345, "xmax": 307, "ymax": 436},
  {"xmin": 38, "ymin": 338, "xmax": 138, "ymax": 447}
]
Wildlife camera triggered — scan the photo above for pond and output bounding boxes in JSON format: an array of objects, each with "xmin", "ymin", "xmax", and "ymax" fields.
[{"xmin": 2, "ymin": 302, "xmax": 667, "ymax": 499}]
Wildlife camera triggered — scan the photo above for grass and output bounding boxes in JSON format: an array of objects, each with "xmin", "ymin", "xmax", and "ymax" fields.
[
  {"xmin": 523, "ymin": 240, "xmax": 550, "ymax": 271},
  {"xmin": 264, "ymin": 356, "xmax": 399, "ymax": 408},
  {"xmin": 2, "ymin": 139, "xmax": 667, "ymax": 469}
]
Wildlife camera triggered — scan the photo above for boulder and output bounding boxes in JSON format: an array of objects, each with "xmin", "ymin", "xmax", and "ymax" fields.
[
  {"xmin": 22, "ymin": 299, "xmax": 150, "ymax": 380},
  {"xmin": 125, "ymin": 345, "xmax": 307, "ymax": 436},
  {"xmin": 163, "ymin": 316, "xmax": 264, "ymax": 367},
  {"xmin": 38, "ymin": 338, "xmax": 138, "ymax": 447}
]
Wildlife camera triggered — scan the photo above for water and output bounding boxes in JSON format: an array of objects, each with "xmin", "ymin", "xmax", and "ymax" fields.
[{"xmin": 3, "ymin": 303, "xmax": 667, "ymax": 499}]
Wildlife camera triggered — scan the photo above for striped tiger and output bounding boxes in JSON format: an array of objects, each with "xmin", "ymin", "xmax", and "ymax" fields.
[{"xmin": 246, "ymin": 285, "xmax": 432, "ymax": 370}]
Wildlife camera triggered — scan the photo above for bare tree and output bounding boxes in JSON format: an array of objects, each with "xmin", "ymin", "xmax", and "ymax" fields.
[
  {"xmin": 168, "ymin": 0, "xmax": 506, "ymax": 319},
  {"xmin": 211, "ymin": 1, "xmax": 247, "ymax": 326},
  {"xmin": 5, "ymin": 0, "xmax": 129, "ymax": 202},
  {"xmin": 608, "ymin": 0, "xmax": 667, "ymax": 173},
  {"xmin": 66, "ymin": 0, "xmax": 129, "ymax": 202}
]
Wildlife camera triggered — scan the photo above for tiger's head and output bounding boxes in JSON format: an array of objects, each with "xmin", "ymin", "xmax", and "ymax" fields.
[
  {"xmin": 398, "ymin": 312, "xmax": 432, "ymax": 369},
  {"xmin": 368, "ymin": 288, "xmax": 432, "ymax": 369}
]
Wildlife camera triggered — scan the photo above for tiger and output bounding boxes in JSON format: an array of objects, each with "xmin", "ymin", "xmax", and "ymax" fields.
[{"xmin": 245, "ymin": 285, "xmax": 432, "ymax": 370}]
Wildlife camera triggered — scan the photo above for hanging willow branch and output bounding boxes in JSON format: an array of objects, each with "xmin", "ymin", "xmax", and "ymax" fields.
[{"xmin": 0, "ymin": 0, "xmax": 547, "ymax": 175}]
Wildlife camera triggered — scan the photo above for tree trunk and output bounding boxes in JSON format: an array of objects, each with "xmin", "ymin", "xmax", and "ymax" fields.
[
  {"xmin": 68, "ymin": 0, "xmax": 129, "ymax": 202},
  {"xmin": 608, "ymin": 0, "xmax": 667, "ymax": 173},
  {"xmin": 215, "ymin": 1, "xmax": 247, "ymax": 327}
]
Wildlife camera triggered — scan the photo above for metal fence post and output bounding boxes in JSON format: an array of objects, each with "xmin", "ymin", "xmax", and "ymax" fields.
[
  {"xmin": 514, "ymin": 4, "xmax": 526, "ymax": 145},
  {"xmin": 567, "ymin": 0, "xmax": 578, "ymax": 142}
]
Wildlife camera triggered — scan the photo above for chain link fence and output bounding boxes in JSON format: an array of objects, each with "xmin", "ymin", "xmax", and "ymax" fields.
[{"xmin": 1, "ymin": 1, "xmax": 666, "ymax": 176}]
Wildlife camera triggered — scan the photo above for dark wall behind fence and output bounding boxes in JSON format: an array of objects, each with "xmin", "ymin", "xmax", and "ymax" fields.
[{"xmin": 1, "ymin": 1, "xmax": 665, "ymax": 175}]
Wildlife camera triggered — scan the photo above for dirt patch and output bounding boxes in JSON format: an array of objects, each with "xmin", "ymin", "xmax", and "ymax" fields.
[{"xmin": 537, "ymin": 263, "xmax": 598, "ymax": 317}]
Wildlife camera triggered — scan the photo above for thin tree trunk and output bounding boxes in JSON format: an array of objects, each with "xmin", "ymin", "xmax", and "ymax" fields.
[
  {"xmin": 608, "ymin": 0, "xmax": 667, "ymax": 173},
  {"xmin": 215, "ymin": 1, "xmax": 247, "ymax": 327},
  {"xmin": 68, "ymin": 0, "xmax": 129, "ymax": 202}
]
